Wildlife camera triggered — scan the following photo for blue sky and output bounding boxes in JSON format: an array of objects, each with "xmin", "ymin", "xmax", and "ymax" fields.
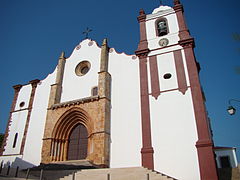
[{"xmin": 0, "ymin": 0, "xmax": 240, "ymax": 159}]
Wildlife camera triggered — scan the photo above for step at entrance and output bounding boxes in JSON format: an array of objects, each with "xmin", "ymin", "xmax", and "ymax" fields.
[{"xmin": 60, "ymin": 167, "xmax": 177, "ymax": 180}]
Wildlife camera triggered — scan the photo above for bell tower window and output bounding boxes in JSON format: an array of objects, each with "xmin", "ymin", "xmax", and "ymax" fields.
[{"xmin": 156, "ymin": 19, "xmax": 168, "ymax": 37}]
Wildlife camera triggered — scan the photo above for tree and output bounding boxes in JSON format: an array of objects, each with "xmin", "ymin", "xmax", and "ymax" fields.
[
  {"xmin": 0, "ymin": 133, "xmax": 4, "ymax": 148},
  {"xmin": 232, "ymin": 33, "xmax": 240, "ymax": 74}
]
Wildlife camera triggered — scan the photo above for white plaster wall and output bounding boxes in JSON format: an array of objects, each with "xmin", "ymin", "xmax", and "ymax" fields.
[
  {"xmin": 156, "ymin": 52, "xmax": 178, "ymax": 92},
  {"xmin": 3, "ymin": 84, "xmax": 32, "ymax": 155},
  {"xmin": 150, "ymin": 90, "xmax": 200, "ymax": 180},
  {"xmin": 14, "ymin": 84, "xmax": 32, "ymax": 111},
  {"xmin": 148, "ymin": 48, "xmax": 190, "ymax": 89},
  {"xmin": 61, "ymin": 40, "xmax": 101, "ymax": 102},
  {"xmin": 3, "ymin": 110, "xmax": 28, "ymax": 155},
  {"xmin": 108, "ymin": 50, "xmax": 142, "ymax": 168},
  {"xmin": 146, "ymin": 10, "xmax": 180, "ymax": 51},
  {"xmin": 22, "ymin": 69, "xmax": 57, "ymax": 166},
  {"xmin": 215, "ymin": 149, "xmax": 238, "ymax": 168}
]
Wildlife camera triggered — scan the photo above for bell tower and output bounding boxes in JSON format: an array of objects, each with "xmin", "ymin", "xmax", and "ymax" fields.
[{"xmin": 135, "ymin": 1, "xmax": 218, "ymax": 180}]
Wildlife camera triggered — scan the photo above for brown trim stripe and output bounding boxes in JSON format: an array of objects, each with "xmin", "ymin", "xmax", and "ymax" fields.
[
  {"xmin": 0, "ymin": 84, "xmax": 22, "ymax": 155},
  {"xmin": 183, "ymin": 45, "xmax": 218, "ymax": 180},
  {"xmin": 149, "ymin": 55, "xmax": 160, "ymax": 99},
  {"xmin": 139, "ymin": 58, "xmax": 154, "ymax": 170},
  {"xmin": 174, "ymin": 49, "xmax": 188, "ymax": 94},
  {"xmin": 20, "ymin": 79, "xmax": 40, "ymax": 154},
  {"xmin": 174, "ymin": 1, "xmax": 218, "ymax": 178},
  {"xmin": 135, "ymin": 8, "xmax": 154, "ymax": 170},
  {"xmin": 149, "ymin": 86, "xmax": 190, "ymax": 95}
]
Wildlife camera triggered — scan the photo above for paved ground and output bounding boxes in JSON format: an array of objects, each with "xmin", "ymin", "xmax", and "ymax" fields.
[{"xmin": 0, "ymin": 175, "xmax": 30, "ymax": 179}]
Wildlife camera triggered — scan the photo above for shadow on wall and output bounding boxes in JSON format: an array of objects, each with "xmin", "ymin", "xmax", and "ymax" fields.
[
  {"xmin": 0, "ymin": 157, "xmax": 35, "ymax": 177},
  {"xmin": 218, "ymin": 167, "xmax": 240, "ymax": 180},
  {"xmin": 2, "ymin": 157, "xmax": 35, "ymax": 169}
]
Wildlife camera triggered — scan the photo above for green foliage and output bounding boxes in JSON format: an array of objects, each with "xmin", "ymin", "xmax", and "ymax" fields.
[
  {"xmin": 232, "ymin": 33, "xmax": 240, "ymax": 74},
  {"xmin": 0, "ymin": 133, "xmax": 4, "ymax": 147},
  {"xmin": 233, "ymin": 33, "xmax": 240, "ymax": 41},
  {"xmin": 235, "ymin": 67, "xmax": 240, "ymax": 74}
]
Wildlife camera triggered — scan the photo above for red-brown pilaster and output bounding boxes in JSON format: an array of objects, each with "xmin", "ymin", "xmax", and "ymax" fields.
[
  {"xmin": 20, "ymin": 79, "xmax": 40, "ymax": 154},
  {"xmin": 182, "ymin": 40, "xmax": 218, "ymax": 180},
  {"xmin": 174, "ymin": 1, "xmax": 218, "ymax": 179},
  {"xmin": 0, "ymin": 84, "xmax": 22, "ymax": 155},
  {"xmin": 135, "ymin": 9, "xmax": 154, "ymax": 170},
  {"xmin": 173, "ymin": 0, "xmax": 192, "ymax": 41}
]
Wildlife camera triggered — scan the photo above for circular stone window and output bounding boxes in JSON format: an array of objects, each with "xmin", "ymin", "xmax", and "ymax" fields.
[
  {"xmin": 75, "ymin": 61, "xmax": 91, "ymax": 76},
  {"xmin": 19, "ymin": 101, "xmax": 25, "ymax": 108},
  {"xmin": 163, "ymin": 73, "xmax": 172, "ymax": 79}
]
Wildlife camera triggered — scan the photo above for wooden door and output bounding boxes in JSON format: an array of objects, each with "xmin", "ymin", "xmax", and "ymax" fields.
[{"xmin": 67, "ymin": 124, "xmax": 88, "ymax": 160}]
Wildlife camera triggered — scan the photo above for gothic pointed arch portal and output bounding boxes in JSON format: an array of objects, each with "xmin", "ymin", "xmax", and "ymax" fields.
[
  {"xmin": 67, "ymin": 123, "xmax": 88, "ymax": 160},
  {"xmin": 50, "ymin": 108, "xmax": 92, "ymax": 162}
]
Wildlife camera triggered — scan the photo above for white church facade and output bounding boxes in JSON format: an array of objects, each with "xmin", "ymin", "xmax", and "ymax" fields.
[{"xmin": 0, "ymin": 1, "xmax": 219, "ymax": 180}]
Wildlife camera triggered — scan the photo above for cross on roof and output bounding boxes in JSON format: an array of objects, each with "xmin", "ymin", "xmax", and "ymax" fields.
[
  {"xmin": 83, "ymin": 27, "xmax": 92, "ymax": 39},
  {"xmin": 159, "ymin": 0, "xmax": 169, "ymax": 5}
]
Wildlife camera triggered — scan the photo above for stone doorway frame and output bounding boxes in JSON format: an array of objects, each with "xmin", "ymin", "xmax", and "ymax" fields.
[{"xmin": 50, "ymin": 108, "xmax": 92, "ymax": 162}]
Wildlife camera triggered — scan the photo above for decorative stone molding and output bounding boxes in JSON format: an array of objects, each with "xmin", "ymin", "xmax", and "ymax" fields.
[
  {"xmin": 51, "ymin": 96, "xmax": 99, "ymax": 110},
  {"xmin": 174, "ymin": 0, "xmax": 181, "ymax": 6},
  {"xmin": 137, "ymin": 9, "xmax": 146, "ymax": 22},
  {"xmin": 135, "ymin": 49, "xmax": 150, "ymax": 59},
  {"xmin": 179, "ymin": 38, "xmax": 195, "ymax": 49}
]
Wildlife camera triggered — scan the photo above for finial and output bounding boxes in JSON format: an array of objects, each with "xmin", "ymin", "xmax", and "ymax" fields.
[
  {"xmin": 139, "ymin": 9, "xmax": 145, "ymax": 15},
  {"xmin": 59, "ymin": 51, "xmax": 65, "ymax": 59},
  {"xmin": 102, "ymin": 38, "xmax": 108, "ymax": 46},
  {"xmin": 174, "ymin": 0, "xmax": 181, "ymax": 5}
]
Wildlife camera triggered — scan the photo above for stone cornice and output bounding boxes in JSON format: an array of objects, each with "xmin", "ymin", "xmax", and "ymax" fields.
[
  {"xmin": 137, "ymin": 9, "xmax": 146, "ymax": 22},
  {"xmin": 135, "ymin": 48, "xmax": 150, "ymax": 58},
  {"xmin": 50, "ymin": 96, "xmax": 99, "ymax": 110},
  {"xmin": 173, "ymin": 4, "xmax": 183, "ymax": 12},
  {"xmin": 12, "ymin": 84, "xmax": 22, "ymax": 91},
  {"xmin": 179, "ymin": 38, "xmax": 195, "ymax": 48}
]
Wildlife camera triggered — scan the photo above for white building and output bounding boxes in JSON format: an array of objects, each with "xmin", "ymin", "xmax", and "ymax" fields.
[
  {"xmin": 0, "ymin": 1, "xmax": 219, "ymax": 180},
  {"xmin": 215, "ymin": 147, "xmax": 238, "ymax": 168}
]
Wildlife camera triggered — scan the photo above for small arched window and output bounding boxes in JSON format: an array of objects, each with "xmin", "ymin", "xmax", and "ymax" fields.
[
  {"xmin": 156, "ymin": 19, "xmax": 168, "ymax": 37},
  {"xmin": 13, "ymin": 133, "xmax": 18, "ymax": 148}
]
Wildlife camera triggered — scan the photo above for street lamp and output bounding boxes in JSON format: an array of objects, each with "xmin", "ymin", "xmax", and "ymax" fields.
[{"xmin": 227, "ymin": 99, "xmax": 240, "ymax": 115}]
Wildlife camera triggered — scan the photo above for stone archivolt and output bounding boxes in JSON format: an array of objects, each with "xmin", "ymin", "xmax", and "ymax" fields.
[
  {"xmin": 42, "ymin": 98, "xmax": 110, "ymax": 167},
  {"xmin": 50, "ymin": 107, "xmax": 92, "ymax": 162}
]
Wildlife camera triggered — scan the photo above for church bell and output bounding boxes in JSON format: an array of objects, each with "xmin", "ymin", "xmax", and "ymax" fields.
[{"xmin": 157, "ymin": 20, "xmax": 168, "ymax": 36}]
